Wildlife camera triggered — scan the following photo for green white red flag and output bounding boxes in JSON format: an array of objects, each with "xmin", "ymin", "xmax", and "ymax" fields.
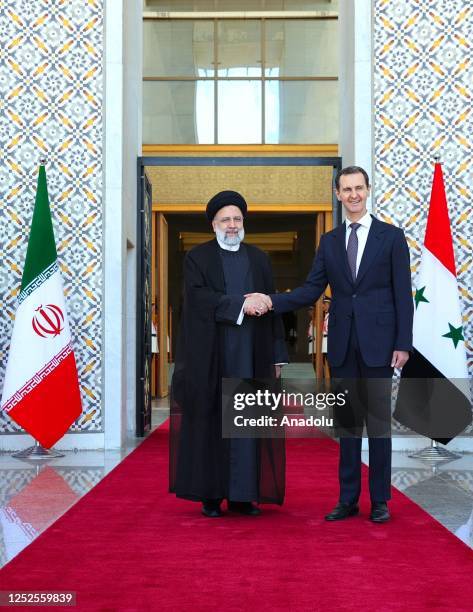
[{"xmin": 1, "ymin": 165, "xmax": 82, "ymax": 448}]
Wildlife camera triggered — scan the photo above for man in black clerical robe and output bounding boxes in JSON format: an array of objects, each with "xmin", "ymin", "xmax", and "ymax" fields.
[{"xmin": 169, "ymin": 190, "xmax": 287, "ymax": 517}]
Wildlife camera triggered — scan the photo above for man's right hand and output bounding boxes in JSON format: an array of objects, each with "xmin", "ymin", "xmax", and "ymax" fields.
[{"xmin": 243, "ymin": 293, "xmax": 272, "ymax": 316}]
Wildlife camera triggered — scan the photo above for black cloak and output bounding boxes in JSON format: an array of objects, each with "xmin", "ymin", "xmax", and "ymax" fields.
[{"xmin": 169, "ymin": 239, "xmax": 286, "ymax": 504}]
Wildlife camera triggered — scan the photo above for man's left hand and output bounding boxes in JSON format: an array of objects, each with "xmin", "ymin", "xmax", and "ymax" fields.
[
  {"xmin": 391, "ymin": 350, "xmax": 409, "ymax": 369},
  {"xmin": 275, "ymin": 365, "xmax": 282, "ymax": 379}
]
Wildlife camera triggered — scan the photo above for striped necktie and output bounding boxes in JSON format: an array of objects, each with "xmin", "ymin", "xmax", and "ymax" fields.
[{"xmin": 347, "ymin": 222, "xmax": 361, "ymax": 281}]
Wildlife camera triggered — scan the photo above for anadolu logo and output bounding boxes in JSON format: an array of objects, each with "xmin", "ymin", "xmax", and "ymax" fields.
[{"xmin": 32, "ymin": 304, "xmax": 64, "ymax": 338}]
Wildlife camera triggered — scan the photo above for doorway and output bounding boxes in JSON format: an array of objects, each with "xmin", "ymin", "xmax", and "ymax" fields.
[{"xmin": 137, "ymin": 152, "xmax": 342, "ymax": 434}]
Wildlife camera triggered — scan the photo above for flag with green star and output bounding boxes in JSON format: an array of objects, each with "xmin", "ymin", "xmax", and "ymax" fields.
[
  {"xmin": 411, "ymin": 164, "xmax": 468, "ymax": 380},
  {"xmin": 395, "ymin": 163, "xmax": 471, "ymax": 444}
]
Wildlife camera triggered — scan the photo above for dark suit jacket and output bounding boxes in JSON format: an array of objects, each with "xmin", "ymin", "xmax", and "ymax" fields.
[{"xmin": 271, "ymin": 216, "xmax": 413, "ymax": 368}]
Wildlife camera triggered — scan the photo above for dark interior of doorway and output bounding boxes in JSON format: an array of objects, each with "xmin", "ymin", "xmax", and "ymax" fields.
[{"xmin": 166, "ymin": 213, "xmax": 317, "ymax": 363}]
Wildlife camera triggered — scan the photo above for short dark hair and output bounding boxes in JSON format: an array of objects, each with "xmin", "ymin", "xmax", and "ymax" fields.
[{"xmin": 335, "ymin": 166, "xmax": 370, "ymax": 190}]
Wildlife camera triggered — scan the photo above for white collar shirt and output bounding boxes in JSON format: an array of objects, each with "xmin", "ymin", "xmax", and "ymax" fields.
[{"xmin": 345, "ymin": 211, "xmax": 372, "ymax": 275}]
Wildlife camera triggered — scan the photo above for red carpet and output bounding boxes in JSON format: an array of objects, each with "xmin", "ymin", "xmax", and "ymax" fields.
[{"xmin": 1, "ymin": 424, "xmax": 473, "ymax": 611}]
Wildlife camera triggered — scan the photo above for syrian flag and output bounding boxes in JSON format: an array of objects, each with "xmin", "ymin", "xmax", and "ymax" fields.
[
  {"xmin": 0, "ymin": 165, "xmax": 82, "ymax": 448},
  {"xmin": 394, "ymin": 163, "xmax": 471, "ymax": 443}
]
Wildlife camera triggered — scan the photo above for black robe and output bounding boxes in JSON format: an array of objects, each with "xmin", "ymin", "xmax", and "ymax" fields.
[{"xmin": 169, "ymin": 239, "xmax": 287, "ymax": 504}]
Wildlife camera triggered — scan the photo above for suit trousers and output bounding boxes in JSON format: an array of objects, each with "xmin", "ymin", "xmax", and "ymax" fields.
[{"xmin": 330, "ymin": 323, "xmax": 393, "ymax": 504}]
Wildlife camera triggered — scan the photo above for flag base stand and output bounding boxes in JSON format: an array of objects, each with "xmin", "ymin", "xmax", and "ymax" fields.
[
  {"xmin": 408, "ymin": 440, "xmax": 461, "ymax": 462},
  {"xmin": 12, "ymin": 441, "xmax": 64, "ymax": 460}
]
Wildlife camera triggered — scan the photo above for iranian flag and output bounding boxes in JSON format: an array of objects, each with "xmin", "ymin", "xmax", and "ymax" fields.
[
  {"xmin": 395, "ymin": 162, "xmax": 471, "ymax": 443},
  {"xmin": 1, "ymin": 165, "xmax": 82, "ymax": 448}
]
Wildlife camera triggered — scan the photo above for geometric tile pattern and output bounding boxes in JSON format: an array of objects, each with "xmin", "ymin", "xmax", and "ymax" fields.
[
  {"xmin": 444, "ymin": 470, "xmax": 473, "ymax": 497},
  {"xmin": 373, "ymin": 0, "xmax": 473, "ymax": 375},
  {"xmin": 56, "ymin": 467, "xmax": 104, "ymax": 496},
  {"xmin": 0, "ymin": 469, "xmax": 35, "ymax": 507},
  {"xmin": 0, "ymin": 1, "xmax": 104, "ymax": 433},
  {"xmin": 391, "ymin": 469, "xmax": 433, "ymax": 491},
  {"xmin": 0, "ymin": 467, "xmax": 35, "ymax": 567}
]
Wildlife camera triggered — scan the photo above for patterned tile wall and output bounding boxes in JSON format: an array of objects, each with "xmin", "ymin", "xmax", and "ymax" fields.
[
  {"xmin": 0, "ymin": 0, "xmax": 104, "ymax": 434},
  {"xmin": 373, "ymin": 0, "xmax": 473, "ymax": 374}
]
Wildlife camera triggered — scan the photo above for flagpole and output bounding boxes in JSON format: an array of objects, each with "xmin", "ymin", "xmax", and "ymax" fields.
[
  {"xmin": 13, "ymin": 440, "xmax": 65, "ymax": 460},
  {"xmin": 7, "ymin": 158, "xmax": 73, "ymax": 461},
  {"xmin": 407, "ymin": 154, "xmax": 462, "ymax": 464},
  {"xmin": 409, "ymin": 439, "xmax": 461, "ymax": 462}
]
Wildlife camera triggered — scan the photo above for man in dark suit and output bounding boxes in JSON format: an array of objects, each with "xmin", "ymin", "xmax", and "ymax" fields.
[{"xmin": 247, "ymin": 166, "xmax": 413, "ymax": 522}]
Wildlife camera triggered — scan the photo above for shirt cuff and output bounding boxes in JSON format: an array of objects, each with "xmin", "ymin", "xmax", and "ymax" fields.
[
  {"xmin": 274, "ymin": 363, "xmax": 288, "ymax": 366},
  {"xmin": 236, "ymin": 304, "xmax": 245, "ymax": 326}
]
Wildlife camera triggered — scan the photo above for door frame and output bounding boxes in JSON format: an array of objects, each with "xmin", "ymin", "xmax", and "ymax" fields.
[
  {"xmin": 136, "ymin": 153, "xmax": 342, "ymax": 434},
  {"xmin": 136, "ymin": 168, "xmax": 153, "ymax": 437},
  {"xmin": 156, "ymin": 212, "xmax": 168, "ymax": 398},
  {"xmin": 140, "ymin": 154, "xmax": 342, "ymax": 227}
]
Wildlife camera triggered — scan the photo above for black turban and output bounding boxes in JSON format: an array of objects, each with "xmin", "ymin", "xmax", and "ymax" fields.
[{"xmin": 206, "ymin": 190, "xmax": 247, "ymax": 222}]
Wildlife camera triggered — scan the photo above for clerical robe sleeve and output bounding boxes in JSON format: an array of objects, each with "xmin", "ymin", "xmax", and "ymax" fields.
[
  {"xmin": 215, "ymin": 295, "xmax": 245, "ymax": 325},
  {"xmin": 184, "ymin": 252, "xmax": 223, "ymax": 316},
  {"xmin": 185, "ymin": 252, "xmax": 244, "ymax": 325}
]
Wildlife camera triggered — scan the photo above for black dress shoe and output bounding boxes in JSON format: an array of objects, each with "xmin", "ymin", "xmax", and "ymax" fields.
[
  {"xmin": 325, "ymin": 502, "xmax": 359, "ymax": 521},
  {"xmin": 202, "ymin": 501, "xmax": 223, "ymax": 518},
  {"xmin": 228, "ymin": 501, "xmax": 261, "ymax": 516},
  {"xmin": 370, "ymin": 502, "xmax": 390, "ymax": 523}
]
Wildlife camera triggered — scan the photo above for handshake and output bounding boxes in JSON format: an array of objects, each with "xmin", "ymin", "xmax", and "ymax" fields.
[{"xmin": 243, "ymin": 293, "xmax": 273, "ymax": 317}]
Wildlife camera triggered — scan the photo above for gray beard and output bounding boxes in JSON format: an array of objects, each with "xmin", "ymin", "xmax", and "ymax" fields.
[{"xmin": 215, "ymin": 228, "xmax": 245, "ymax": 246}]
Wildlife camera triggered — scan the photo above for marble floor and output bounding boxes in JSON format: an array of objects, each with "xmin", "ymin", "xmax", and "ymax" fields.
[
  {"xmin": 0, "ymin": 411, "xmax": 162, "ymax": 569},
  {"xmin": 0, "ymin": 365, "xmax": 472, "ymax": 568}
]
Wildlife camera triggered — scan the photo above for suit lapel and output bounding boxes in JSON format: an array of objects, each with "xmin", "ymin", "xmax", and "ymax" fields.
[{"xmin": 355, "ymin": 217, "xmax": 387, "ymax": 286}]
